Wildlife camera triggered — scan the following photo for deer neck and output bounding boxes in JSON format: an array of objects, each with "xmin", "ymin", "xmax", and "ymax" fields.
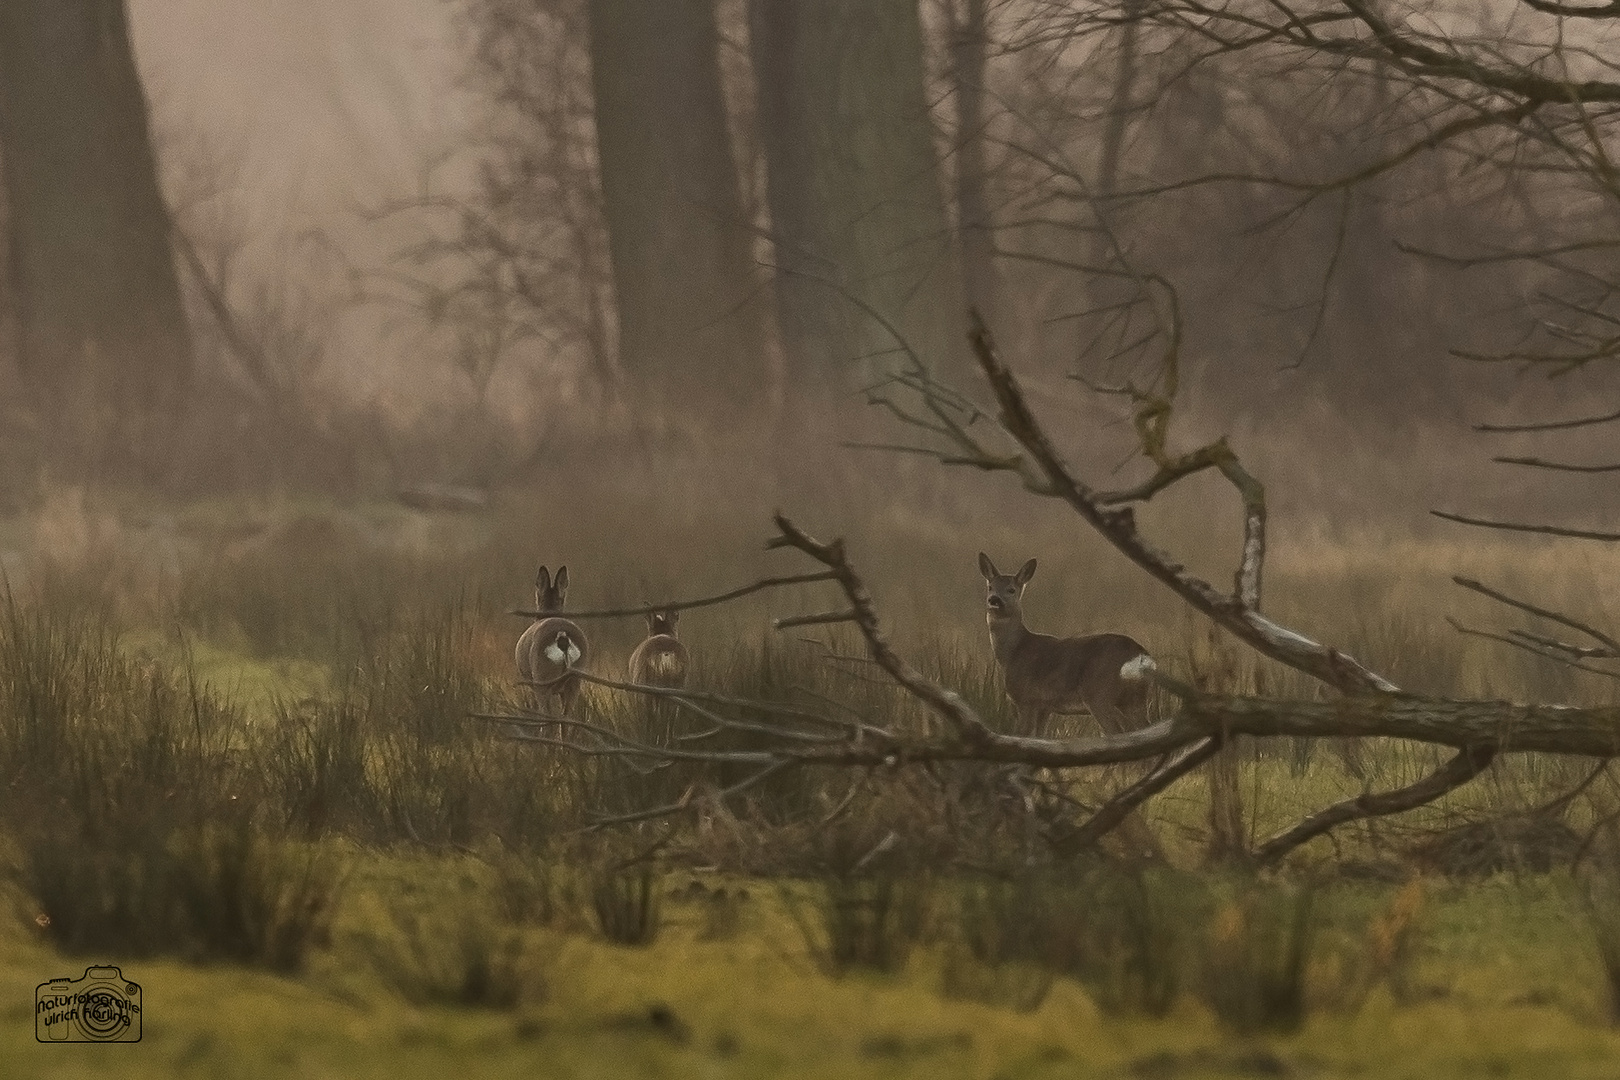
[{"xmin": 986, "ymin": 611, "xmax": 1028, "ymax": 668}]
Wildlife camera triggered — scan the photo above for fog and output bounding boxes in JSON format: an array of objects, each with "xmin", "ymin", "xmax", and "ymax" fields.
[
  {"xmin": 131, "ymin": 0, "xmax": 470, "ymax": 218},
  {"xmin": 2, "ymin": 1, "xmax": 1615, "ymax": 546}
]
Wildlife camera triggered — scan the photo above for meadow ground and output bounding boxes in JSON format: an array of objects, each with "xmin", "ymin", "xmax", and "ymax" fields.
[{"xmin": 1, "ymin": 481, "xmax": 1619, "ymax": 1078}]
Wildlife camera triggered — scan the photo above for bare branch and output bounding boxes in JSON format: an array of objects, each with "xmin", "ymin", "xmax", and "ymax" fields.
[
  {"xmin": 1509, "ymin": 627, "xmax": 1616, "ymax": 660},
  {"xmin": 1492, "ymin": 455, "xmax": 1620, "ymax": 473},
  {"xmin": 772, "ymin": 610, "xmax": 859, "ymax": 630},
  {"xmin": 1520, "ymin": 0, "xmax": 1620, "ymax": 19},
  {"xmin": 563, "ymin": 669, "xmax": 889, "ymax": 738},
  {"xmin": 966, "ymin": 314, "xmax": 1394, "ymax": 694},
  {"xmin": 1446, "ymin": 618, "xmax": 1620, "ymax": 680},
  {"xmin": 583, "ymin": 761, "xmax": 796, "ymax": 828},
  {"xmin": 1432, "ymin": 510, "xmax": 1620, "ymax": 541},
  {"xmin": 510, "ymin": 571, "xmax": 838, "ymax": 620},
  {"xmin": 1051, "ymin": 738, "xmax": 1223, "ymax": 856},
  {"xmin": 1255, "ymin": 745, "xmax": 1498, "ymax": 865},
  {"xmin": 1452, "ymin": 575, "xmax": 1620, "ymax": 652},
  {"xmin": 1473, "ymin": 406, "xmax": 1620, "ymax": 433},
  {"xmin": 769, "ymin": 514, "xmax": 997, "ymax": 743}
]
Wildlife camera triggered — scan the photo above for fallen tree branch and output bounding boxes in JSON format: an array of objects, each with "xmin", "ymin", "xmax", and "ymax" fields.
[
  {"xmin": 768, "ymin": 514, "xmax": 997, "ymax": 743},
  {"xmin": 1254, "ymin": 745, "xmax": 1498, "ymax": 864},
  {"xmin": 482, "ymin": 686, "xmax": 1620, "ymax": 768},
  {"xmin": 1492, "ymin": 456, "xmax": 1620, "ymax": 473},
  {"xmin": 963, "ymin": 315, "xmax": 1396, "ymax": 694},
  {"xmin": 583, "ymin": 761, "xmax": 796, "ymax": 828},
  {"xmin": 510, "ymin": 570, "xmax": 838, "ymax": 620},
  {"xmin": 1051, "ymin": 737, "xmax": 1223, "ymax": 856}
]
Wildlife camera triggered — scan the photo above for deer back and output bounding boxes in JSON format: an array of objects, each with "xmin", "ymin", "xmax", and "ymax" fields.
[
  {"xmin": 628, "ymin": 634, "xmax": 688, "ymax": 688},
  {"xmin": 1002, "ymin": 631, "xmax": 1149, "ymax": 714}
]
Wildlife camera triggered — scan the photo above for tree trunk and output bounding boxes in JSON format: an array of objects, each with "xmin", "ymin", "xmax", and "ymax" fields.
[
  {"xmin": 0, "ymin": 0, "xmax": 190, "ymax": 419},
  {"xmin": 584, "ymin": 0, "xmax": 768, "ymax": 429},
  {"xmin": 750, "ymin": 0, "xmax": 966, "ymax": 399},
  {"xmin": 948, "ymin": 0, "xmax": 999, "ymax": 335}
]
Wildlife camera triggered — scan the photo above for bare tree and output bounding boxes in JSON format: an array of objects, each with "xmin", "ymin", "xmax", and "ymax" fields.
[{"xmin": 0, "ymin": 0, "xmax": 191, "ymax": 424}]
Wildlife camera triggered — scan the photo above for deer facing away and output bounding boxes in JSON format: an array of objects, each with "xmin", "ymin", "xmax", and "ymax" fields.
[
  {"xmin": 516, "ymin": 565, "xmax": 589, "ymax": 717},
  {"xmin": 628, "ymin": 609, "xmax": 688, "ymax": 689},
  {"xmin": 978, "ymin": 553, "xmax": 1156, "ymax": 737}
]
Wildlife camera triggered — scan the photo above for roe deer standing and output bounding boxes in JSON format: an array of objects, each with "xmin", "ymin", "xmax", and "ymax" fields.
[
  {"xmin": 516, "ymin": 565, "xmax": 589, "ymax": 717},
  {"xmin": 978, "ymin": 553, "xmax": 1156, "ymax": 737},
  {"xmin": 628, "ymin": 609, "xmax": 688, "ymax": 689}
]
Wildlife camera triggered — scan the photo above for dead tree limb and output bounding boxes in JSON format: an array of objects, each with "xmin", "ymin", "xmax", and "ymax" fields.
[
  {"xmin": 489, "ymin": 322, "xmax": 1617, "ymax": 855},
  {"xmin": 1254, "ymin": 745, "xmax": 1499, "ymax": 865},
  {"xmin": 1051, "ymin": 737, "xmax": 1223, "ymax": 857},
  {"xmin": 963, "ymin": 312, "xmax": 1396, "ymax": 694},
  {"xmin": 510, "ymin": 570, "xmax": 838, "ymax": 620},
  {"xmin": 768, "ymin": 514, "xmax": 997, "ymax": 744}
]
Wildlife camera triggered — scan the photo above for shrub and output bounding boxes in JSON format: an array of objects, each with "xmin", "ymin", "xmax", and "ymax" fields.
[
  {"xmin": 18, "ymin": 814, "xmax": 345, "ymax": 973},
  {"xmin": 940, "ymin": 874, "xmax": 1057, "ymax": 1011},
  {"xmin": 1198, "ymin": 879, "xmax": 1316, "ymax": 1034},
  {"xmin": 590, "ymin": 862, "xmax": 663, "ymax": 946},
  {"xmin": 1581, "ymin": 867, "xmax": 1620, "ymax": 1024},
  {"xmin": 787, "ymin": 871, "xmax": 932, "ymax": 976},
  {"xmin": 363, "ymin": 895, "xmax": 542, "ymax": 1010}
]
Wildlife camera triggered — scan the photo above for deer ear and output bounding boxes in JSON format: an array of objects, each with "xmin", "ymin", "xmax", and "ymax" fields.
[
  {"xmin": 1015, "ymin": 559, "xmax": 1037, "ymax": 586},
  {"xmin": 978, "ymin": 552, "xmax": 997, "ymax": 580},
  {"xmin": 555, "ymin": 566, "xmax": 569, "ymax": 593},
  {"xmin": 536, "ymin": 566, "xmax": 550, "ymax": 592},
  {"xmin": 667, "ymin": 610, "xmax": 678, "ymax": 628}
]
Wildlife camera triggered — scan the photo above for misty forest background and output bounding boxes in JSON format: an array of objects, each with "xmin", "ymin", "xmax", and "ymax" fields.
[
  {"xmin": 0, "ymin": 0, "xmax": 1604, "ymax": 519},
  {"xmin": 5, "ymin": 2, "xmax": 1620, "ymax": 1073}
]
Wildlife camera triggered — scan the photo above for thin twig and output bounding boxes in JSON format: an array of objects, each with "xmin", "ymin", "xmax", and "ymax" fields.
[
  {"xmin": 1474, "ymin": 406, "xmax": 1620, "ymax": 433},
  {"xmin": 509, "ymin": 571, "xmax": 838, "ymax": 619},
  {"xmin": 1432, "ymin": 510, "xmax": 1620, "ymax": 541},
  {"xmin": 584, "ymin": 761, "xmax": 796, "ymax": 828},
  {"xmin": 1255, "ymin": 745, "xmax": 1499, "ymax": 865},
  {"xmin": 773, "ymin": 610, "xmax": 859, "ymax": 630},
  {"xmin": 1453, "ymin": 575, "xmax": 1620, "ymax": 652}
]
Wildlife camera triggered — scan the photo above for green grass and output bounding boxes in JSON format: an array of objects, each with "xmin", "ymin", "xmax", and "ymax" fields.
[{"xmin": 4, "ymin": 857, "xmax": 1620, "ymax": 1078}]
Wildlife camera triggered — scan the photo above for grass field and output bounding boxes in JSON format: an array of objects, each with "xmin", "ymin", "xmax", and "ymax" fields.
[{"xmin": 1, "ymin": 483, "xmax": 1619, "ymax": 1077}]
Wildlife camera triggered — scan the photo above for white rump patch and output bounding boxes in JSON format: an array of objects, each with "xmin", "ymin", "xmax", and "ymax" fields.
[
  {"xmin": 649, "ymin": 653, "xmax": 681, "ymax": 675},
  {"xmin": 544, "ymin": 635, "xmax": 582, "ymax": 667},
  {"xmin": 1119, "ymin": 654, "xmax": 1156, "ymax": 681}
]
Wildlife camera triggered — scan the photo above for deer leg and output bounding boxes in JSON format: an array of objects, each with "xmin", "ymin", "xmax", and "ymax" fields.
[{"xmin": 556, "ymin": 675, "xmax": 583, "ymax": 743}]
